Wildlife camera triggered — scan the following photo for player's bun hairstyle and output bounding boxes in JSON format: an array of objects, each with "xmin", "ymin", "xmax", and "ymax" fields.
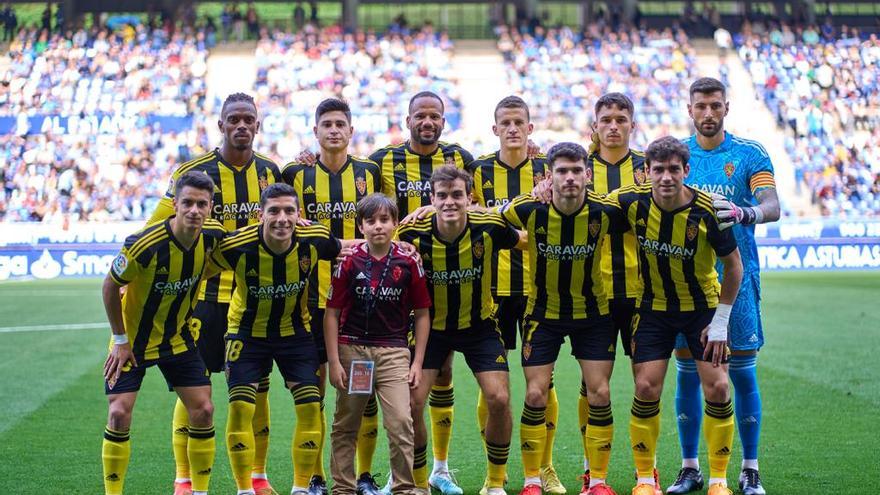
[
  {"xmin": 689, "ymin": 77, "xmax": 727, "ymax": 99},
  {"xmin": 315, "ymin": 97, "xmax": 352, "ymax": 124},
  {"xmin": 356, "ymin": 193, "xmax": 399, "ymax": 225},
  {"xmin": 408, "ymin": 91, "xmax": 445, "ymax": 114},
  {"xmin": 430, "ymin": 164, "xmax": 473, "ymax": 195},
  {"xmin": 221, "ymin": 92, "xmax": 257, "ymax": 117},
  {"xmin": 645, "ymin": 136, "xmax": 691, "ymax": 166},
  {"xmin": 175, "ymin": 171, "xmax": 215, "ymax": 196},
  {"xmin": 546, "ymin": 142, "xmax": 589, "ymax": 169},
  {"xmin": 494, "ymin": 95, "xmax": 530, "ymax": 120},
  {"xmin": 594, "ymin": 92, "xmax": 634, "ymax": 117},
  {"xmin": 259, "ymin": 183, "xmax": 299, "ymax": 208}
]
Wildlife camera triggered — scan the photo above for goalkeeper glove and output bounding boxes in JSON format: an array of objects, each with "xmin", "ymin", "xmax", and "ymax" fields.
[{"xmin": 710, "ymin": 192, "xmax": 763, "ymax": 230}]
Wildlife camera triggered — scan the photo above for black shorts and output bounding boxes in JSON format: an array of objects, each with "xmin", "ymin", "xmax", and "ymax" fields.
[
  {"xmin": 225, "ymin": 335, "xmax": 319, "ymax": 387},
  {"xmin": 494, "ymin": 295, "xmax": 527, "ymax": 350},
  {"xmin": 190, "ymin": 301, "xmax": 229, "ymax": 373},
  {"xmin": 609, "ymin": 298, "xmax": 637, "ymax": 357},
  {"xmin": 422, "ymin": 321, "xmax": 509, "ymax": 373},
  {"xmin": 311, "ymin": 307, "xmax": 328, "ymax": 364},
  {"xmin": 520, "ymin": 314, "xmax": 616, "ymax": 366},
  {"xmin": 630, "ymin": 308, "xmax": 727, "ymax": 364},
  {"xmin": 105, "ymin": 349, "xmax": 210, "ymax": 395}
]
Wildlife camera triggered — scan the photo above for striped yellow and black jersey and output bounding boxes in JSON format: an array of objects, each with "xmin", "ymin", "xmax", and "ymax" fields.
[
  {"xmin": 587, "ymin": 150, "xmax": 648, "ymax": 300},
  {"xmin": 282, "ymin": 156, "xmax": 383, "ymax": 308},
  {"xmin": 397, "ymin": 211, "xmax": 520, "ymax": 331},
  {"xmin": 609, "ymin": 184, "xmax": 738, "ymax": 312},
  {"xmin": 148, "ymin": 148, "xmax": 282, "ymax": 304},
  {"xmin": 370, "ymin": 141, "xmax": 474, "ymax": 220},
  {"xmin": 208, "ymin": 223, "xmax": 341, "ymax": 339},
  {"xmin": 109, "ymin": 218, "xmax": 226, "ymax": 361},
  {"xmin": 469, "ymin": 151, "xmax": 548, "ymax": 297},
  {"xmin": 501, "ymin": 193, "xmax": 626, "ymax": 321}
]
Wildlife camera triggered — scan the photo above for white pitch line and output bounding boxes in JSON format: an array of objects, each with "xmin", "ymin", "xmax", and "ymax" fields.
[{"xmin": 0, "ymin": 322, "xmax": 108, "ymax": 333}]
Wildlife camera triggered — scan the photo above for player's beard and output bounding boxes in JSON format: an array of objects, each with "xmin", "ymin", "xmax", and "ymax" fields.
[
  {"xmin": 412, "ymin": 126, "xmax": 441, "ymax": 146},
  {"xmin": 234, "ymin": 143, "xmax": 251, "ymax": 151},
  {"xmin": 697, "ymin": 118, "xmax": 724, "ymax": 138}
]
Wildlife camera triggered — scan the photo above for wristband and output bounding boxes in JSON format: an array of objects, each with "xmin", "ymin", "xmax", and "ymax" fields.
[
  {"xmin": 750, "ymin": 206, "xmax": 764, "ymax": 224},
  {"xmin": 707, "ymin": 303, "xmax": 732, "ymax": 342},
  {"xmin": 112, "ymin": 333, "xmax": 129, "ymax": 345}
]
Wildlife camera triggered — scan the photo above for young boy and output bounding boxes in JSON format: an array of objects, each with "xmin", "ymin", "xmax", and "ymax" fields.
[{"xmin": 325, "ymin": 193, "xmax": 432, "ymax": 495}]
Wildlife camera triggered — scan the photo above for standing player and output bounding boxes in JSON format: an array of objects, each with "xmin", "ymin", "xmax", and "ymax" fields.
[
  {"xmin": 149, "ymin": 93, "xmax": 282, "ymax": 495},
  {"xmin": 667, "ymin": 78, "xmax": 779, "ymax": 495},
  {"xmin": 207, "ymin": 184, "xmax": 341, "ymax": 495},
  {"xmin": 398, "ymin": 166, "xmax": 521, "ymax": 495},
  {"xmin": 469, "ymin": 96, "xmax": 564, "ymax": 494},
  {"xmin": 608, "ymin": 136, "xmax": 743, "ymax": 495},
  {"xmin": 282, "ymin": 98, "xmax": 384, "ymax": 495},
  {"xmin": 370, "ymin": 91, "xmax": 474, "ymax": 495},
  {"xmin": 102, "ymin": 172, "xmax": 224, "ymax": 495},
  {"xmin": 500, "ymin": 143, "xmax": 622, "ymax": 495}
]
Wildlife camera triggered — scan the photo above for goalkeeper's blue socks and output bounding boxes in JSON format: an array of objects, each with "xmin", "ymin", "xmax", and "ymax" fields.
[
  {"xmin": 729, "ymin": 354, "xmax": 762, "ymax": 465},
  {"xmin": 675, "ymin": 357, "xmax": 702, "ymax": 465}
]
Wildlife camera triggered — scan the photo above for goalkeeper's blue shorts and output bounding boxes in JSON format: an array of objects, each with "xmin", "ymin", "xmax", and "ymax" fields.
[{"xmin": 675, "ymin": 272, "xmax": 764, "ymax": 352}]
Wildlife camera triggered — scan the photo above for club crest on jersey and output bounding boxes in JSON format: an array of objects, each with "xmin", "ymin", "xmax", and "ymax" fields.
[
  {"xmin": 258, "ymin": 174, "xmax": 269, "ymax": 191},
  {"xmin": 724, "ymin": 162, "xmax": 735, "ymax": 179},
  {"xmin": 584, "ymin": 168, "xmax": 594, "ymax": 185},
  {"xmin": 589, "ymin": 220, "xmax": 601, "ymax": 237},
  {"xmin": 686, "ymin": 223, "xmax": 698, "ymax": 241},
  {"xmin": 633, "ymin": 168, "xmax": 646, "ymax": 185},
  {"xmin": 472, "ymin": 240, "xmax": 484, "ymax": 259},
  {"xmin": 355, "ymin": 176, "xmax": 367, "ymax": 195},
  {"xmin": 391, "ymin": 265, "xmax": 403, "ymax": 282},
  {"xmin": 299, "ymin": 255, "xmax": 311, "ymax": 272}
]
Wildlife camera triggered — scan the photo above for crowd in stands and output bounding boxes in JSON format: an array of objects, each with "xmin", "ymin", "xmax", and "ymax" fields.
[
  {"xmin": 252, "ymin": 22, "xmax": 462, "ymax": 162},
  {"xmin": 496, "ymin": 22, "xmax": 696, "ymax": 149},
  {"xmin": 737, "ymin": 20, "xmax": 880, "ymax": 216},
  {"xmin": 0, "ymin": 24, "xmax": 213, "ymax": 222}
]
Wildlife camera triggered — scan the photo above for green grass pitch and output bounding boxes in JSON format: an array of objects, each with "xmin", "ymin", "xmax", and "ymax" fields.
[{"xmin": 0, "ymin": 272, "xmax": 876, "ymax": 494}]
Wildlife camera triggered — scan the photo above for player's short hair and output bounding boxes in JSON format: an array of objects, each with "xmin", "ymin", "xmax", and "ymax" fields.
[
  {"xmin": 546, "ymin": 142, "xmax": 589, "ymax": 169},
  {"xmin": 594, "ymin": 92, "xmax": 634, "ymax": 117},
  {"xmin": 430, "ymin": 165, "xmax": 472, "ymax": 195},
  {"xmin": 494, "ymin": 95, "xmax": 530, "ymax": 121},
  {"xmin": 356, "ymin": 193, "xmax": 398, "ymax": 225},
  {"xmin": 315, "ymin": 97, "xmax": 352, "ymax": 124},
  {"xmin": 689, "ymin": 77, "xmax": 727, "ymax": 99},
  {"xmin": 221, "ymin": 92, "xmax": 257, "ymax": 118},
  {"xmin": 645, "ymin": 136, "xmax": 690, "ymax": 166},
  {"xmin": 408, "ymin": 91, "xmax": 445, "ymax": 114},
  {"xmin": 259, "ymin": 183, "xmax": 299, "ymax": 208},
  {"xmin": 175, "ymin": 171, "xmax": 215, "ymax": 197}
]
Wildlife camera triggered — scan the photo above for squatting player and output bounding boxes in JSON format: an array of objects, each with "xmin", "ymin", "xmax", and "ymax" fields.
[
  {"xmin": 101, "ymin": 172, "xmax": 225, "ymax": 495},
  {"xmin": 282, "ymin": 97, "xmax": 384, "ymax": 495},
  {"xmin": 149, "ymin": 93, "xmax": 282, "ymax": 495},
  {"xmin": 667, "ymin": 78, "xmax": 779, "ymax": 495},
  {"xmin": 608, "ymin": 136, "xmax": 743, "ymax": 495},
  {"xmin": 500, "ymin": 143, "xmax": 623, "ymax": 495}
]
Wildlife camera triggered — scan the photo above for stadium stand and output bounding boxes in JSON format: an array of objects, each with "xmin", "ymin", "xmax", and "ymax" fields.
[
  {"xmin": 737, "ymin": 21, "xmax": 880, "ymax": 217},
  {"xmin": 496, "ymin": 22, "xmax": 697, "ymax": 148}
]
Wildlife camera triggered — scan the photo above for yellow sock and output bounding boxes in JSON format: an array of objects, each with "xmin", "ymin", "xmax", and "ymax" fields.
[
  {"xmin": 629, "ymin": 396, "xmax": 661, "ymax": 480},
  {"xmin": 578, "ymin": 381, "xmax": 590, "ymax": 468},
  {"xmin": 704, "ymin": 399, "xmax": 735, "ymax": 480},
  {"xmin": 187, "ymin": 425, "xmax": 216, "ymax": 492},
  {"xmin": 428, "ymin": 383, "xmax": 454, "ymax": 463},
  {"xmin": 102, "ymin": 427, "xmax": 130, "ymax": 495},
  {"xmin": 520, "ymin": 403, "xmax": 546, "ymax": 478},
  {"xmin": 252, "ymin": 376, "xmax": 271, "ymax": 476},
  {"xmin": 292, "ymin": 384, "xmax": 322, "ymax": 488},
  {"xmin": 542, "ymin": 382, "xmax": 558, "ymax": 468},
  {"xmin": 314, "ymin": 399, "xmax": 326, "ymax": 479},
  {"xmin": 585, "ymin": 403, "xmax": 614, "ymax": 480},
  {"xmin": 172, "ymin": 398, "xmax": 191, "ymax": 480},
  {"xmin": 413, "ymin": 444, "xmax": 429, "ymax": 488},
  {"xmin": 477, "ymin": 390, "xmax": 489, "ymax": 442},
  {"xmin": 486, "ymin": 441, "xmax": 510, "ymax": 488},
  {"xmin": 227, "ymin": 386, "xmax": 257, "ymax": 490},
  {"xmin": 357, "ymin": 394, "xmax": 379, "ymax": 476}
]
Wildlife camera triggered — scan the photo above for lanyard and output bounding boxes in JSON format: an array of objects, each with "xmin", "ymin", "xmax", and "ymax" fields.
[{"xmin": 363, "ymin": 244, "xmax": 395, "ymax": 334}]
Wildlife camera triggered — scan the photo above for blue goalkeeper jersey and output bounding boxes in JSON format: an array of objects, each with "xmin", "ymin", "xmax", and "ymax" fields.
[{"xmin": 683, "ymin": 132, "xmax": 776, "ymax": 276}]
